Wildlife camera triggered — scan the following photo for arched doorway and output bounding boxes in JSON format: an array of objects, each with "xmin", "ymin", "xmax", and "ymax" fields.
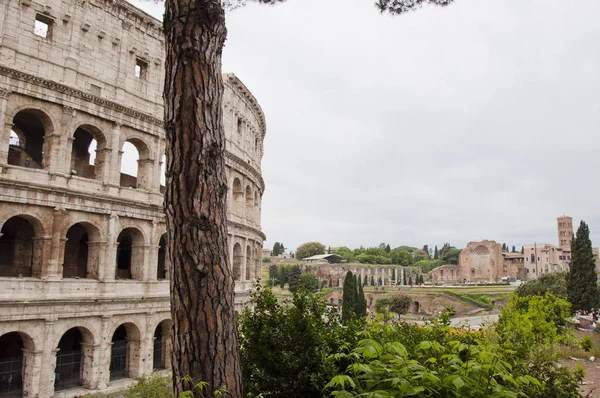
[
  {"xmin": 110, "ymin": 324, "xmax": 140, "ymax": 381},
  {"xmin": 8, "ymin": 109, "xmax": 51, "ymax": 169},
  {"xmin": 63, "ymin": 224, "xmax": 88, "ymax": 279},
  {"xmin": 115, "ymin": 228, "xmax": 144, "ymax": 280},
  {"xmin": 414, "ymin": 301, "xmax": 420, "ymax": 314},
  {"xmin": 157, "ymin": 235, "xmax": 167, "ymax": 280},
  {"xmin": 233, "ymin": 243, "xmax": 242, "ymax": 281},
  {"xmin": 153, "ymin": 320, "xmax": 172, "ymax": 371},
  {"xmin": 54, "ymin": 327, "xmax": 93, "ymax": 391},
  {"xmin": 0, "ymin": 216, "xmax": 36, "ymax": 277},
  {"xmin": 0, "ymin": 332, "xmax": 33, "ymax": 397}
]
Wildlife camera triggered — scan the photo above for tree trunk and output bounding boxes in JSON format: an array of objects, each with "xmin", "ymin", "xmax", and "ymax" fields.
[{"xmin": 163, "ymin": 1, "xmax": 242, "ymax": 396}]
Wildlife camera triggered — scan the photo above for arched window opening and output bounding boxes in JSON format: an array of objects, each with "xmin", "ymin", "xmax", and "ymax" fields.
[
  {"xmin": 245, "ymin": 246, "xmax": 252, "ymax": 280},
  {"xmin": 116, "ymin": 228, "xmax": 144, "ymax": 280},
  {"xmin": 233, "ymin": 243, "xmax": 242, "ymax": 282},
  {"xmin": 530, "ymin": 253, "xmax": 535, "ymax": 264},
  {"xmin": 159, "ymin": 154, "xmax": 166, "ymax": 194},
  {"xmin": 55, "ymin": 328, "xmax": 90, "ymax": 391},
  {"xmin": 8, "ymin": 110, "xmax": 49, "ymax": 169},
  {"xmin": 120, "ymin": 141, "xmax": 139, "ymax": 188},
  {"xmin": 245, "ymin": 186, "xmax": 253, "ymax": 221},
  {"xmin": 0, "ymin": 216, "xmax": 36, "ymax": 277},
  {"xmin": 157, "ymin": 235, "xmax": 167, "ymax": 280},
  {"xmin": 63, "ymin": 224, "xmax": 89, "ymax": 279},
  {"xmin": 120, "ymin": 139, "xmax": 151, "ymax": 190},
  {"xmin": 153, "ymin": 320, "xmax": 172, "ymax": 371},
  {"xmin": 71, "ymin": 127, "xmax": 105, "ymax": 180},
  {"xmin": 0, "ymin": 332, "xmax": 26, "ymax": 396},
  {"xmin": 110, "ymin": 326, "xmax": 127, "ymax": 380},
  {"xmin": 232, "ymin": 178, "xmax": 243, "ymax": 216}
]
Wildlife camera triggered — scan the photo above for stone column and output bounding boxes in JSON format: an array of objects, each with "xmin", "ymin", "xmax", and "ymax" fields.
[
  {"xmin": 131, "ymin": 243, "xmax": 148, "ymax": 281},
  {"xmin": 108, "ymin": 123, "xmax": 122, "ymax": 188},
  {"xmin": 152, "ymin": 138, "xmax": 163, "ymax": 193},
  {"xmin": 38, "ymin": 320, "xmax": 58, "ymax": 398},
  {"xmin": 32, "ymin": 236, "xmax": 52, "ymax": 279},
  {"xmin": 87, "ymin": 241, "xmax": 107, "ymax": 280},
  {"xmin": 0, "ymin": 88, "xmax": 11, "ymax": 166},
  {"xmin": 148, "ymin": 221, "xmax": 160, "ymax": 281},
  {"xmin": 95, "ymin": 147, "xmax": 112, "ymax": 185},
  {"xmin": 97, "ymin": 316, "xmax": 112, "ymax": 389},
  {"xmin": 161, "ymin": 330, "xmax": 173, "ymax": 370},
  {"xmin": 242, "ymin": 238, "xmax": 248, "ymax": 281},
  {"xmin": 103, "ymin": 214, "xmax": 118, "ymax": 282},
  {"xmin": 49, "ymin": 105, "xmax": 74, "ymax": 175},
  {"xmin": 21, "ymin": 348, "xmax": 43, "ymax": 398},
  {"xmin": 80, "ymin": 342, "xmax": 101, "ymax": 389},
  {"xmin": 127, "ymin": 336, "xmax": 142, "ymax": 378},
  {"xmin": 45, "ymin": 208, "xmax": 67, "ymax": 279}
]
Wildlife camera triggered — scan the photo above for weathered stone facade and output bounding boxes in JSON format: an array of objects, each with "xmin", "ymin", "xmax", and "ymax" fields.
[
  {"xmin": 430, "ymin": 240, "xmax": 525, "ymax": 284},
  {"xmin": 0, "ymin": 0, "xmax": 266, "ymax": 396}
]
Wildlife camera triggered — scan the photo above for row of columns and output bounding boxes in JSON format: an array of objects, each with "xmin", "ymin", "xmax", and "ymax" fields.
[
  {"xmin": 18, "ymin": 317, "xmax": 172, "ymax": 397},
  {"xmin": 0, "ymin": 90, "xmax": 165, "ymax": 193},
  {"xmin": 11, "ymin": 209, "xmax": 168, "ymax": 281},
  {"xmin": 230, "ymin": 234, "xmax": 262, "ymax": 283},
  {"xmin": 332, "ymin": 267, "xmax": 406, "ymax": 287}
]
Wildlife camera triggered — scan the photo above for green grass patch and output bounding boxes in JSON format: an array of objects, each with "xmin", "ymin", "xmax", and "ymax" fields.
[{"xmin": 444, "ymin": 290, "xmax": 493, "ymax": 310}]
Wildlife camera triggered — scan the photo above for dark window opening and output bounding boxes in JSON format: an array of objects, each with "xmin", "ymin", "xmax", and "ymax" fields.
[
  {"xmin": 55, "ymin": 328, "xmax": 83, "ymax": 391},
  {"xmin": 110, "ymin": 326, "xmax": 128, "ymax": 381},
  {"xmin": 153, "ymin": 327, "xmax": 164, "ymax": 370},
  {"xmin": 116, "ymin": 233, "xmax": 133, "ymax": 279},
  {"xmin": 157, "ymin": 236, "xmax": 167, "ymax": 280},
  {"xmin": 0, "ymin": 216, "xmax": 35, "ymax": 277},
  {"xmin": 233, "ymin": 243, "xmax": 242, "ymax": 281},
  {"xmin": 71, "ymin": 128, "xmax": 98, "ymax": 179},
  {"xmin": 0, "ymin": 333, "xmax": 24, "ymax": 396},
  {"xmin": 9, "ymin": 111, "xmax": 47, "ymax": 169},
  {"xmin": 63, "ymin": 224, "xmax": 89, "ymax": 279}
]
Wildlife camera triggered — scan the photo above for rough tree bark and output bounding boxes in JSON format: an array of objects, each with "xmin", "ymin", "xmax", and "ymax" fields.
[{"xmin": 163, "ymin": 0, "xmax": 243, "ymax": 396}]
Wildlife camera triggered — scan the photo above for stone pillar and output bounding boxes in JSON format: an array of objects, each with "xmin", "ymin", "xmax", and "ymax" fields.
[
  {"xmin": 21, "ymin": 348, "xmax": 43, "ymax": 398},
  {"xmin": 161, "ymin": 330, "xmax": 173, "ymax": 370},
  {"xmin": 104, "ymin": 214, "xmax": 118, "ymax": 281},
  {"xmin": 49, "ymin": 105, "xmax": 74, "ymax": 175},
  {"xmin": 136, "ymin": 158, "xmax": 154, "ymax": 191},
  {"xmin": 242, "ymin": 238, "xmax": 248, "ymax": 281},
  {"xmin": 0, "ymin": 88, "xmax": 11, "ymax": 166},
  {"xmin": 127, "ymin": 336, "xmax": 142, "ymax": 378},
  {"xmin": 97, "ymin": 316, "xmax": 112, "ymax": 389},
  {"xmin": 31, "ymin": 236, "xmax": 52, "ymax": 279},
  {"xmin": 46, "ymin": 208, "xmax": 67, "ymax": 279},
  {"xmin": 152, "ymin": 138, "xmax": 163, "ymax": 193},
  {"xmin": 87, "ymin": 241, "xmax": 107, "ymax": 280},
  {"xmin": 131, "ymin": 244, "xmax": 148, "ymax": 281},
  {"xmin": 108, "ymin": 123, "xmax": 122, "ymax": 188},
  {"xmin": 80, "ymin": 342, "xmax": 101, "ymax": 389},
  {"xmin": 38, "ymin": 320, "xmax": 58, "ymax": 398},
  {"xmin": 148, "ymin": 221, "xmax": 160, "ymax": 281}
]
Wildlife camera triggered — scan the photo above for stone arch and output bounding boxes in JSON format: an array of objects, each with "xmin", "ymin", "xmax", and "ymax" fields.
[
  {"xmin": 119, "ymin": 136, "xmax": 152, "ymax": 190},
  {"xmin": 54, "ymin": 326, "xmax": 95, "ymax": 391},
  {"xmin": 0, "ymin": 215, "xmax": 44, "ymax": 278},
  {"xmin": 232, "ymin": 178, "xmax": 243, "ymax": 216},
  {"xmin": 0, "ymin": 331, "xmax": 35, "ymax": 397},
  {"xmin": 7, "ymin": 107, "xmax": 55, "ymax": 169},
  {"xmin": 245, "ymin": 185, "xmax": 253, "ymax": 221},
  {"xmin": 62, "ymin": 222, "xmax": 102, "ymax": 279},
  {"xmin": 245, "ymin": 245, "xmax": 252, "ymax": 280},
  {"xmin": 157, "ymin": 234, "xmax": 168, "ymax": 280},
  {"xmin": 115, "ymin": 227, "xmax": 145, "ymax": 280},
  {"xmin": 153, "ymin": 319, "xmax": 172, "ymax": 371},
  {"xmin": 109, "ymin": 322, "xmax": 141, "ymax": 381},
  {"xmin": 233, "ymin": 243, "xmax": 242, "ymax": 281},
  {"xmin": 70, "ymin": 124, "xmax": 108, "ymax": 181}
]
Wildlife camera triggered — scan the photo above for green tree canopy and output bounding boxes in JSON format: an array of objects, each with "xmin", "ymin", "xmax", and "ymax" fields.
[
  {"xmin": 296, "ymin": 241, "xmax": 326, "ymax": 261},
  {"xmin": 389, "ymin": 293, "xmax": 412, "ymax": 315},
  {"xmin": 517, "ymin": 272, "xmax": 568, "ymax": 299},
  {"xmin": 342, "ymin": 271, "xmax": 357, "ymax": 323},
  {"xmin": 288, "ymin": 265, "xmax": 302, "ymax": 293},
  {"xmin": 299, "ymin": 273, "xmax": 319, "ymax": 293}
]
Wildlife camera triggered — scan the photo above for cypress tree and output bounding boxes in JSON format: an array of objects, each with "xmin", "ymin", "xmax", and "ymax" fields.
[
  {"xmin": 403, "ymin": 270, "xmax": 407, "ymax": 285},
  {"xmin": 342, "ymin": 271, "xmax": 357, "ymax": 323},
  {"xmin": 371, "ymin": 275, "xmax": 375, "ymax": 286},
  {"xmin": 568, "ymin": 221, "xmax": 598, "ymax": 311},
  {"xmin": 521, "ymin": 246, "xmax": 524, "ymax": 254},
  {"xmin": 358, "ymin": 279, "xmax": 367, "ymax": 317},
  {"xmin": 408, "ymin": 275, "xmax": 413, "ymax": 286},
  {"xmin": 434, "ymin": 245, "xmax": 439, "ymax": 259}
]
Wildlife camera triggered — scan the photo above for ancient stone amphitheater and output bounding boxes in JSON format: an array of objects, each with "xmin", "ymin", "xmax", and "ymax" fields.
[{"xmin": 0, "ymin": 0, "xmax": 266, "ymax": 396}]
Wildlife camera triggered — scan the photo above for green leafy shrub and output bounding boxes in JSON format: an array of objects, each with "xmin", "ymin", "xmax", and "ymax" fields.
[
  {"xmin": 239, "ymin": 285, "xmax": 363, "ymax": 398},
  {"xmin": 580, "ymin": 334, "xmax": 593, "ymax": 352},
  {"xmin": 123, "ymin": 375, "xmax": 172, "ymax": 398}
]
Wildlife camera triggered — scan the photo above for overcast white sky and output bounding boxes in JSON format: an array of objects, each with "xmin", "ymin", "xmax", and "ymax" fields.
[{"xmin": 131, "ymin": 0, "xmax": 600, "ymax": 252}]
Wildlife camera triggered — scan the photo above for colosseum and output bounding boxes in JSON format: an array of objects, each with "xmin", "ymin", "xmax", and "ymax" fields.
[{"xmin": 0, "ymin": 0, "xmax": 266, "ymax": 396}]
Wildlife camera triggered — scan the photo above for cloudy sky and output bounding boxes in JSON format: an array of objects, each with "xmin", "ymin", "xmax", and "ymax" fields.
[{"xmin": 131, "ymin": 0, "xmax": 600, "ymax": 253}]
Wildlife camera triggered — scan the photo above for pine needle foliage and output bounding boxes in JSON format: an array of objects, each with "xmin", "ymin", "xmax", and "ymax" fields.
[{"xmin": 568, "ymin": 221, "xmax": 598, "ymax": 311}]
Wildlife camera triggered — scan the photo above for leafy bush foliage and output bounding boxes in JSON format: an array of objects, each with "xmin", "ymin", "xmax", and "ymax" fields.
[
  {"xmin": 239, "ymin": 285, "xmax": 363, "ymax": 398},
  {"xmin": 388, "ymin": 293, "xmax": 411, "ymax": 315},
  {"xmin": 516, "ymin": 272, "xmax": 568, "ymax": 298},
  {"xmin": 123, "ymin": 375, "xmax": 172, "ymax": 398}
]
